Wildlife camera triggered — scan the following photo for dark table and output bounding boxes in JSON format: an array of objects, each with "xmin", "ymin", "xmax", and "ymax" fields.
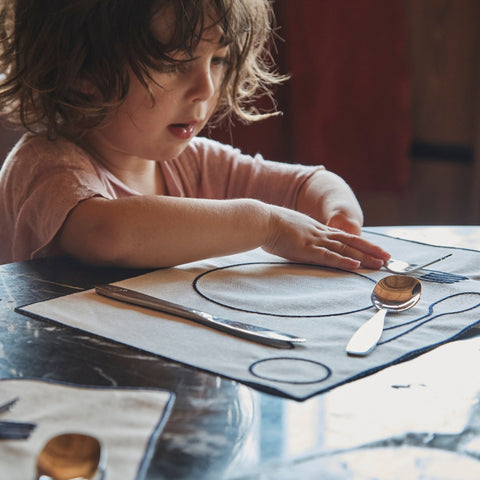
[{"xmin": 2, "ymin": 226, "xmax": 480, "ymax": 479}]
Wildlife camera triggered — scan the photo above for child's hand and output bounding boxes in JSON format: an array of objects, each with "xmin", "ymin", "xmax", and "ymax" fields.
[
  {"xmin": 263, "ymin": 206, "xmax": 390, "ymax": 270},
  {"xmin": 325, "ymin": 211, "xmax": 362, "ymax": 235},
  {"xmin": 296, "ymin": 170, "xmax": 365, "ymax": 236}
]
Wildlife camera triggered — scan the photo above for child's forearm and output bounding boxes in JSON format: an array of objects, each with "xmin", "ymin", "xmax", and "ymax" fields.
[
  {"xmin": 58, "ymin": 196, "xmax": 271, "ymax": 268},
  {"xmin": 58, "ymin": 194, "xmax": 389, "ymax": 270},
  {"xmin": 296, "ymin": 170, "xmax": 364, "ymax": 235}
]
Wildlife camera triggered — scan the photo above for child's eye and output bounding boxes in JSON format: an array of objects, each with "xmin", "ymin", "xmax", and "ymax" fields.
[
  {"xmin": 158, "ymin": 63, "xmax": 178, "ymax": 74},
  {"xmin": 211, "ymin": 56, "xmax": 230, "ymax": 68},
  {"xmin": 157, "ymin": 61, "xmax": 190, "ymax": 74}
]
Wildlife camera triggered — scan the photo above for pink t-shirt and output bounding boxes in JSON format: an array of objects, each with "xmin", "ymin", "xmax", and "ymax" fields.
[{"xmin": 0, "ymin": 133, "xmax": 320, "ymax": 264}]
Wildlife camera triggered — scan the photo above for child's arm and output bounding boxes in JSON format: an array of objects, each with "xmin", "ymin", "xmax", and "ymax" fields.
[
  {"xmin": 296, "ymin": 169, "xmax": 364, "ymax": 235},
  {"xmin": 57, "ymin": 194, "xmax": 389, "ymax": 269}
]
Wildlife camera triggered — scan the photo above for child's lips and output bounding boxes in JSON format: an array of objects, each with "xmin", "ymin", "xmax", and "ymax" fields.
[{"xmin": 168, "ymin": 123, "xmax": 196, "ymax": 139}]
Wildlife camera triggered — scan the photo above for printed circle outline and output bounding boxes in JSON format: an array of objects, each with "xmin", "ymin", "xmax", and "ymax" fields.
[
  {"xmin": 249, "ymin": 357, "xmax": 332, "ymax": 384},
  {"xmin": 193, "ymin": 262, "xmax": 376, "ymax": 317}
]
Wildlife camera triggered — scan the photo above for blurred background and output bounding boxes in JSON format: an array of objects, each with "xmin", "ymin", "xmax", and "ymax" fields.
[
  {"xmin": 0, "ymin": 0, "xmax": 478, "ymax": 226},
  {"xmin": 209, "ymin": 0, "xmax": 480, "ymax": 226}
]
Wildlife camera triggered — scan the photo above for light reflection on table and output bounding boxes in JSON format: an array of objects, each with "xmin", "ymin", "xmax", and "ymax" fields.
[
  {"xmin": 375, "ymin": 225, "xmax": 480, "ymax": 250},
  {"xmin": 221, "ymin": 226, "xmax": 480, "ymax": 479}
]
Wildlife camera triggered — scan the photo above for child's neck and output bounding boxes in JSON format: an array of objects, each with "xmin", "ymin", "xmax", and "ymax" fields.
[
  {"xmin": 119, "ymin": 161, "xmax": 166, "ymax": 195},
  {"xmin": 80, "ymin": 140, "xmax": 167, "ymax": 195}
]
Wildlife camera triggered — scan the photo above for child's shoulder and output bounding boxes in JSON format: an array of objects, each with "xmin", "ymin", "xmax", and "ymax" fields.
[
  {"xmin": 0, "ymin": 133, "xmax": 100, "ymax": 191},
  {"xmin": 5, "ymin": 133, "xmax": 94, "ymax": 171},
  {"xmin": 12, "ymin": 132, "xmax": 85, "ymax": 157}
]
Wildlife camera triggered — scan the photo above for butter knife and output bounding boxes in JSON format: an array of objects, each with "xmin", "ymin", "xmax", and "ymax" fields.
[{"xmin": 95, "ymin": 284, "xmax": 306, "ymax": 348}]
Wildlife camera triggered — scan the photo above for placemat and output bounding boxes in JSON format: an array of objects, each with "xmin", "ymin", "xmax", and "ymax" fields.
[
  {"xmin": 0, "ymin": 379, "xmax": 174, "ymax": 479},
  {"xmin": 17, "ymin": 231, "xmax": 480, "ymax": 400}
]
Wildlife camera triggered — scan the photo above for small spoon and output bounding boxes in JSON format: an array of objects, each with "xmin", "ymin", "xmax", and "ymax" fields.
[
  {"xmin": 36, "ymin": 433, "xmax": 105, "ymax": 480},
  {"xmin": 385, "ymin": 253, "xmax": 452, "ymax": 274},
  {"xmin": 346, "ymin": 275, "xmax": 422, "ymax": 356}
]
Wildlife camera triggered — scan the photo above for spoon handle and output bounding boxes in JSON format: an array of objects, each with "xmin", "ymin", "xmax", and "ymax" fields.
[{"xmin": 346, "ymin": 309, "xmax": 387, "ymax": 356}]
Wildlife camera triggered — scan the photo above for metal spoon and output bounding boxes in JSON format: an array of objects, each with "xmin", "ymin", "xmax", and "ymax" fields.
[
  {"xmin": 36, "ymin": 433, "xmax": 105, "ymax": 480},
  {"xmin": 385, "ymin": 253, "xmax": 452, "ymax": 274},
  {"xmin": 346, "ymin": 275, "xmax": 422, "ymax": 356}
]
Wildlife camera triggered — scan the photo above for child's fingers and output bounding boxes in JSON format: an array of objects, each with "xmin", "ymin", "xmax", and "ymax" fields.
[
  {"xmin": 265, "ymin": 206, "xmax": 390, "ymax": 269},
  {"xmin": 294, "ymin": 230, "xmax": 390, "ymax": 270},
  {"xmin": 268, "ymin": 235, "xmax": 386, "ymax": 270},
  {"xmin": 311, "ymin": 239, "xmax": 385, "ymax": 270},
  {"xmin": 328, "ymin": 231, "xmax": 391, "ymax": 261},
  {"xmin": 309, "ymin": 247, "xmax": 362, "ymax": 270}
]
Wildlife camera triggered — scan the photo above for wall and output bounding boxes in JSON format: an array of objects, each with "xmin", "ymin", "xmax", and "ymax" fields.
[
  {"xmin": 213, "ymin": 0, "xmax": 480, "ymax": 226},
  {"xmin": 359, "ymin": 0, "xmax": 480, "ymax": 225}
]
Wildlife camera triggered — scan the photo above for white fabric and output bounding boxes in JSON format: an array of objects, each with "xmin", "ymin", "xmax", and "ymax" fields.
[
  {"xmin": 19, "ymin": 232, "xmax": 480, "ymax": 400},
  {"xmin": 0, "ymin": 379, "xmax": 174, "ymax": 479}
]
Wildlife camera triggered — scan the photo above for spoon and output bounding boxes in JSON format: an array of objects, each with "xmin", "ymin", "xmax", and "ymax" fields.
[
  {"xmin": 346, "ymin": 275, "xmax": 422, "ymax": 356},
  {"xmin": 36, "ymin": 433, "xmax": 105, "ymax": 480},
  {"xmin": 385, "ymin": 253, "xmax": 452, "ymax": 274}
]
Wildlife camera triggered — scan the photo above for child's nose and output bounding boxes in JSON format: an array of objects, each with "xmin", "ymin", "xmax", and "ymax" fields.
[{"xmin": 187, "ymin": 64, "xmax": 216, "ymax": 102}]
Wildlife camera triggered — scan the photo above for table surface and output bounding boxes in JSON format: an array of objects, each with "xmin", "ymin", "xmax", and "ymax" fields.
[{"xmin": 2, "ymin": 226, "xmax": 480, "ymax": 479}]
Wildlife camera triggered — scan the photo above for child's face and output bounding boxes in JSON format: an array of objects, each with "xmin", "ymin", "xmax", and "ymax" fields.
[{"xmin": 85, "ymin": 11, "xmax": 229, "ymax": 166}]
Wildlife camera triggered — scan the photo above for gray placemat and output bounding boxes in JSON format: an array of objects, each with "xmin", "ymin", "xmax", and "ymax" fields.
[
  {"xmin": 0, "ymin": 379, "xmax": 174, "ymax": 479},
  {"xmin": 18, "ymin": 231, "xmax": 480, "ymax": 400}
]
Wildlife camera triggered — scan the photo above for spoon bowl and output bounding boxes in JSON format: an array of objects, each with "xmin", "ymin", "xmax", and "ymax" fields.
[
  {"xmin": 346, "ymin": 275, "xmax": 422, "ymax": 356},
  {"xmin": 36, "ymin": 433, "xmax": 105, "ymax": 480}
]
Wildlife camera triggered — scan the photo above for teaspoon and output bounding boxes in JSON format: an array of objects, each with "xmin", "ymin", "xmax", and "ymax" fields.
[
  {"xmin": 346, "ymin": 275, "xmax": 422, "ymax": 356},
  {"xmin": 36, "ymin": 433, "xmax": 105, "ymax": 480}
]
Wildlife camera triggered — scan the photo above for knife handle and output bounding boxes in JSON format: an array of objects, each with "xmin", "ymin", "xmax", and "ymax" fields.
[{"xmin": 95, "ymin": 284, "xmax": 306, "ymax": 348}]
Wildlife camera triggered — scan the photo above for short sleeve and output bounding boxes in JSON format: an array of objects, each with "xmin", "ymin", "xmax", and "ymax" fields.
[
  {"xmin": 162, "ymin": 137, "xmax": 323, "ymax": 208},
  {"xmin": 0, "ymin": 134, "xmax": 114, "ymax": 263}
]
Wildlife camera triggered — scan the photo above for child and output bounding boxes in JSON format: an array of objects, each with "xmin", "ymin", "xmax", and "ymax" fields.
[{"xmin": 0, "ymin": 0, "xmax": 390, "ymax": 269}]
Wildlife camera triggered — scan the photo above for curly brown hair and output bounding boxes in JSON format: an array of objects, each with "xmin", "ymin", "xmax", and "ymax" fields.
[{"xmin": 0, "ymin": 0, "xmax": 285, "ymax": 139}]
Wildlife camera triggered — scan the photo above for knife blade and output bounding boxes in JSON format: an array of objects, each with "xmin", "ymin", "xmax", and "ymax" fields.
[
  {"xmin": 95, "ymin": 284, "xmax": 306, "ymax": 348},
  {"xmin": 0, "ymin": 397, "xmax": 18, "ymax": 415}
]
